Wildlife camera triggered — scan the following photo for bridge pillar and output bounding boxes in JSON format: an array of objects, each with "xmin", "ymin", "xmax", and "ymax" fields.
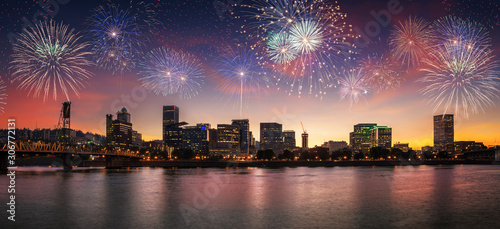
[
  {"xmin": 0, "ymin": 152, "xmax": 8, "ymax": 174},
  {"xmin": 105, "ymin": 156, "xmax": 114, "ymax": 169},
  {"xmin": 59, "ymin": 154, "xmax": 73, "ymax": 171}
]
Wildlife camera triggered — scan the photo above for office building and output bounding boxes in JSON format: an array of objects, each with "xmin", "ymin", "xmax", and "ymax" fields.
[
  {"xmin": 352, "ymin": 123, "xmax": 377, "ymax": 153},
  {"xmin": 322, "ymin": 141, "xmax": 348, "ymax": 153},
  {"xmin": 231, "ymin": 119, "xmax": 250, "ymax": 154},
  {"xmin": 260, "ymin": 122, "xmax": 283, "ymax": 154},
  {"xmin": 370, "ymin": 126, "xmax": 392, "ymax": 149},
  {"xmin": 352, "ymin": 123, "xmax": 392, "ymax": 153},
  {"xmin": 106, "ymin": 107, "xmax": 133, "ymax": 149},
  {"xmin": 434, "ymin": 114, "xmax": 454, "ymax": 153},
  {"xmin": 283, "ymin": 130, "xmax": 296, "ymax": 151},
  {"xmin": 182, "ymin": 124, "xmax": 210, "ymax": 155},
  {"xmin": 163, "ymin": 105, "xmax": 183, "ymax": 149}
]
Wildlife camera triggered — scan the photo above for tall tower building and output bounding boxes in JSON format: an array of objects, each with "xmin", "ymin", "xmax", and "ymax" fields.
[
  {"xmin": 283, "ymin": 130, "xmax": 296, "ymax": 151},
  {"xmin": 108, "ymin": 107, "xmax": 133, "ymax": 149},
  {"xmin": 301, "ymin": 132, "xmax": 308, "ymax": 149},
  {"xmin": 117, "ymin": 107, "xmax": 131, "ymax": 123},
  {"xmin": 231, "ymin": 119, "xmax": 250, "ymax": 154},
  {"xmin": 163, "ymin": 106, "xmax": 182, "ymax": 149},
  {"xmin": 434, "ymin": 114, "xmax": 454, "ymax": 153},
  {"xmin": 260, "ymin": 122, "xmax": 283, "ymax": 154},
  {"xmin": 106, "ymin": 114, "xmax": 113, "ymax": 146}
]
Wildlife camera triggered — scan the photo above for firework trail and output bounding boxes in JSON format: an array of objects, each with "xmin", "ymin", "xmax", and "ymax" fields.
[
  {"xmin": 216, "ymin": 46, "xmax": 270, "ymax": 117},
  {"xmin": 338, "ymin": 68, "xmax": 370, "ymax": 111},
  {"xmin": 87, "ymin": 4, "xmax": 144, "ymax": 73},
  {"xmin": 419, "ymin": 18, "xmax": 500, "ymax": 118},
  {"xmin": 389, "ymin": 16, "xmax": 432, "ymax": 67},
  {"xmin": 0, "ymin": 78, "xmax": 6, "ymax": 114},
  {"xmin": 139, "ymin": 47, "xmax": 205, "ymax": 100},
  {"xmin": 9, "ymin": 20, "xmax": 94, "ymax": 101}
]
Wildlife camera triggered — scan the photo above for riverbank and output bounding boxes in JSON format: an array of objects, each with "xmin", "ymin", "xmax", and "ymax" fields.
[{"xmin": 79, "ymin": 159, "xmax": 496, "ymax": 168}]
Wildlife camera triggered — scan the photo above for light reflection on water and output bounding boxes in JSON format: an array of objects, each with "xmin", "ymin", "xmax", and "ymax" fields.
[{"xmin": 1, "ymin": 165, "xmax": 499, "ymax": 228}]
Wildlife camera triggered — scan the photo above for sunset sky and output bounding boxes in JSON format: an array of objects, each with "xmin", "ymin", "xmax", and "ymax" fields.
[{"xmin": 0, "ymin": 0, "xmax": 499, "ymax": 149}]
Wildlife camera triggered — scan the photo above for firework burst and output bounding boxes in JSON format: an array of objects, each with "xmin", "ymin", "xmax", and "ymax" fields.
[
  {"xmin": 430, "ymin": 16, "xmax": 489, "ymax": 51},
  {"xmin": 338, "ymin": 68, "xmax": 370, "ymax": 110},
  {"xmin": 9, "ymin": 20, "xmax": 94, "ymax": 101},
  {"xmin": 389, "ymin": 16, "xmax": 432, "ymax": 67},
  {"xmin": 266, "ymin": 31, "xmax": 298, "ymax": 64},
  {"xmin": 216, "ymin": 46, "xmax": 270, "ymax": 116},
  {"xmin": 139, "ymin": 47, "xmax": 204, "ymax": 100},
  {"xmin": 241, "ymin": 0, "xmax": 355, "ymax": 98},
  {"xmin": 419, "ymin": 31, "xmax": 500, "ymax": 118},
  {"xmin": 87, "ymin": 4, "xmax": 144, "ymax": 73},
  {"xmin": 360, "ymin": 53, "xmax": 403, "ymax": 92}
]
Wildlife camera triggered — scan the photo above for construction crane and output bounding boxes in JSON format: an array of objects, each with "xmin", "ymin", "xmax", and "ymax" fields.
[{"xmin": 301, "ymin": 121, "xmax": 307, "ymax": 134}]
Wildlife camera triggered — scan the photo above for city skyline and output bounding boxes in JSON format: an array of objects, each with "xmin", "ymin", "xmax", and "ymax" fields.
[{"xmin": 0, "ymin": 0, "xmax": 499, "ymax": 149}]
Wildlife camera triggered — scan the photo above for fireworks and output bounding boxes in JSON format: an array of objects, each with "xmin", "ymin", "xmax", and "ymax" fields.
[
  {"xmin": 138, "ymin": 47, "xmax": 204, "ymax": 100},
  {"xmin": 430, "ymin": 16, "xmax": 489, "ymax": 51},
  {"xmin": 0, "ymin": 78, "xmax": 6, "ymax": 114},
  {"xmin": 389, "ymin": 16, "xmax": 432, "ymax": 67},
  {"xmin": 9, "ymin": 20, "xmax": 94, "ymax": 101},
  {"xmin": 289, "ymin": 20, "xmax": 324, "ymax": 55},
  {"xmin": 87, "ymin": 4, "xmax": 144, "ymax": 73},
  {"xmin": 216, "ymin": 46, "xmax": 269, "ymax": 116},
  {"xmin": 360, "ymin": 53, "xmax": 403, "ymax": 92},
  {"xmin": 243, "ymin": 0, "xmax": 355, "ymax": 98},
  {"xmin": 338, "ymin": 68, "xmax": 370, "ymax": 110},
  {"xmin": 266, "ymin": 31, "xmax": 298, "ymax": 64},
  {"xmin": 419, "ymin": 26, "xmax": 500, "ymax": 117}
]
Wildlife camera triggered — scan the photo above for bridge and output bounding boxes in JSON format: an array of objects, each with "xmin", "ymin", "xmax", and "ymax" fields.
[{"xmin": 0, "ymin": 140, "xmax": 141, "ymax": 172}]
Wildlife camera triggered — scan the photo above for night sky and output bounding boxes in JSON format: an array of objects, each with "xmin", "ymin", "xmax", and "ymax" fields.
[{"xmin": 1, "ymin": 0, "xmax": 499, "ymax": 149}]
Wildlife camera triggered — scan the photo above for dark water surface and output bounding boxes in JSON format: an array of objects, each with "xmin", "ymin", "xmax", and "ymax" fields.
[{"xmin": 1, "ymin": 165, "xmax": 499, "ymax": 228}]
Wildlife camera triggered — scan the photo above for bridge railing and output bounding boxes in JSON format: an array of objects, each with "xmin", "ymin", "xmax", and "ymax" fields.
[{"xmin": 1, "ymin": 141, "xmax": 140, "ymax": 157}]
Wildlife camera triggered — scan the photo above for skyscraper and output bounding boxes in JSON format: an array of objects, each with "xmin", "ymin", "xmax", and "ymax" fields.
[
  {"xmin": 434, "ymin": 114, "xmax": 454, "ymax": 153},
  {"xmin": 352, "ymin": 123, "xmax": 377, "ymax": 153},
  {"xmin": 260, "ymin": 122, "xmax": 283, "ymax": 154},
  {"xmin": 231, "ymin": 119, "xmax": 250, "ymax": 154},
  {"xmin": 163, "ymin": 106, "xmax": 182, "ymax": 149},
  {"xmin": 215, "ymin": 124, "xmax": 241, "ymax": 156},
  {"xmin": 107, "ymin": 107, "xmax": 132, "ymax": 149},
  {"xmin": 370, "ymin": 126, "xmax": 392, "ymax": 149},
  {"xmin": 182, "ymin": 124, "xmax": 210, "ymax": 156},
  {"xmin": 283, "ymin": 130, "xmax": 296, "ymax": 151},
  {"xmin": 301, "ymin": 132, "xmax": 308, "ymax": 149}
]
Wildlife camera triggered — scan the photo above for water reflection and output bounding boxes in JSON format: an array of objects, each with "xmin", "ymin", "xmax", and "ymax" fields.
[{"xmin": 1, "ymin": 165, "xmax": 499, "ymax": 228}]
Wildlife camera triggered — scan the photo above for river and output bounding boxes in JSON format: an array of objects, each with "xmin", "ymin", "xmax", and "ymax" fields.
[{"xmin": 1, "ymin": 165, "xmax": 499, "ymax": 228}]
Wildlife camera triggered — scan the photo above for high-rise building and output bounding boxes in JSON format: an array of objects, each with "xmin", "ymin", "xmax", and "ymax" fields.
[
  {"xmin": 117, "ymin": 107, "xmax": 131, "ymax": 123},
  {"xmin": 163, "ymin": 106, "xmax": 182, "ymax": 149},
  {"xmin": 283, "ymin": 130, "xmax": 296, "ymax": 151},
  {"xmin": 182, "ymin": 124, "xmax": 210, "ymax": 156},
  {"xmin": 370, "ymin": 126, "xmax": 392, "ymax": 149},
  {"xmin": 106, "ymin": 114, "xmax": 113, "ymax": 146},
  {"xmin": 214, "ymin": 124, "xmax": 240, "ymax": 156},
  {"xmin": 434, "ymin": 114, "xmax": 454, "ymax": 153},
  {"xmin": 132, "ymin": 130, "xmax": 143, "ymax": 147},
  {"xmin": 231, "ymin": 119, "xmax": 250, "ymax": 154},
  {"xmin": 107, "ymin": 107, "xmax": 133, "ymax": 149},
  {"xmin": 352, "ymin": 123, "xmax": 377, "ymax": 153},
  {"xmin": 301, "ymin": 132, "xmax": 308, "ymax": 149},
  {"xmin": 260, "ymin": 122, "xmax": 283, "ymax": 154}
]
